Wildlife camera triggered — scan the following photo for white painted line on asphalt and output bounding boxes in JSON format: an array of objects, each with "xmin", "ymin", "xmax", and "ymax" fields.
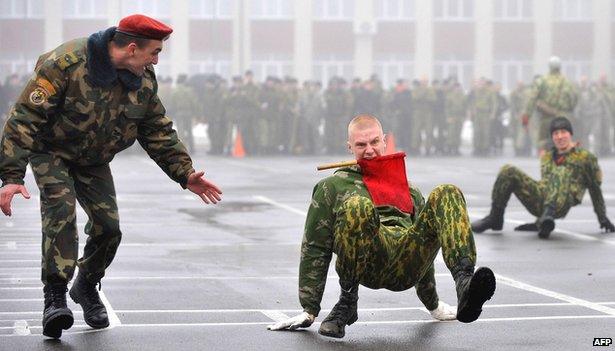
[
  {"xmin": 468, "ymin": 210, "xmax": 615, "ymax": 245},
  {"xmin": 496, "ymin": 273, "xmax": 615, "ymax": 316},
  {"xmin": 260, "ymin": 310, "xmax": 290, "ymax": 322},
  {"xmin": 99, "ymin": 290, "xmax": 121, "ymax": 328},
  {"xmin": 253, "ymin": 195, "xmax": 307, "ymax": 216},
  {"xmin": 0, "ymin": 273, "xmax": 450, "ymax": 283}
]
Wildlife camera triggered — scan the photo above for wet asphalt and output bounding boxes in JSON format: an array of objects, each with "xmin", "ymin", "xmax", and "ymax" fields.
[{"xmin": 1, "ymin": 147, "xmax": 614, "ymax": 351}]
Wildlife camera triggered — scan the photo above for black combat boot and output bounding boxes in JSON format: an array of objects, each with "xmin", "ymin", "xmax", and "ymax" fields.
[
  {"xmin": 471, "ymin": 204, "xmax": 505, "ymax": 233},
  {"xmin": 514, "ymin": 222, "xmax": 538, "ymax": 231},
  {"xmin": 453, "ymin": 258, "xmax": 496, "ymax": 323},
  {"xmin": 42, "ymin": 283, "xmax": 74, "ymax": 338},
  {"xmin": 318, "ymin": 282, "xmax": 359, "ymax": 338},
  {"xmin": 69, "ymin": 272, "xmax": 109, "ymax": 329},
  {"xmin": 538, "ymin": 205, "xmax": 555, "ymax": 239}
]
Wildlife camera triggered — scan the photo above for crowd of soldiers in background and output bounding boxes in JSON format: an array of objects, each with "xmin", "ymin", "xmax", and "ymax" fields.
[{"xmin": 2, "ymin": 70, "xmax": 615, "ymax": 157}]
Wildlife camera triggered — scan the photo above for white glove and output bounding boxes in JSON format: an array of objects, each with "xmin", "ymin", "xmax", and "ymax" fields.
[
  {"xmin": 267, "ymin": 312, "xmax": 315, "ymax": 331},
  {"xmin": 429, "ymin": 301, "xmax": 456, "ymax": 321}
]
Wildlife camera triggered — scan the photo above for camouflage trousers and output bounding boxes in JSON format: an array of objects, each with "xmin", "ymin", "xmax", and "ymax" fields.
[
  {"xmin": 491, "ymin": 165, "xmax": 576, "ymax": 218},
  {"xmin": 30, "ymin": 153, "xmax": 122, "ymax": 285},
  {"xmin": 332, "ymin": 185, "xmax": 476, "ymax": 297},
  {"xmin": 410, "ymin": 111, "xmax": 434, "ymax": 154},
  {"xmin": 472, "ymin": 114, "xmax": 491, "ymax": 155}
]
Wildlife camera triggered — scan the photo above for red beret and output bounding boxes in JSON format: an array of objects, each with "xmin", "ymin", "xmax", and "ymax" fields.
[{"xmin": 117, "ymin": 14, "xmax": 173, "ymax": 41}]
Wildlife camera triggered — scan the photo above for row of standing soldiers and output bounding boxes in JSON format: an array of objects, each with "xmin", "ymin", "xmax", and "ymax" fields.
[{"xmin": 4, "ymin": 69, "xmax": 615, "ymax": 157}]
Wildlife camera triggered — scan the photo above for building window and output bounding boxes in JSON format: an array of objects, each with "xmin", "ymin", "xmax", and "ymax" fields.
[
  {"xmin": 553, "ymin": 0, "xmax": 592, "ymax": 21},
  {"xmin": 434, "ymin": 0, "xmax": 473, "ymax": 20},
  {"xmin": 0, "ymin": 0, "xmax": 43, "ymax": 19},
  {"xmin": 375, "ymin": 0, "xmax": 415, "ymax": 20},
  {"xmin": 63, "ymin": 0, "xmax": 108, "ymax": 19},
  {"xmin": 313, "ymin": 0, "xmax": 353, "ymax": 20},
  {"xmin": 434, "ymin": 60, "xmax": 473, "ymax": 89},
  {"xmin": 493, "ymin": 60, "xmax": 533, "ymax": 93},
  {"xmin": 313, "ymin": 54, "xmax": 354, "ymax": 85},
  {"xmin": 251, "ymin": 53, "xmax": 292, "ymax": 81},
  {"xmin": 121, "ymin": 0, "xmax": 171, "ymax": 19},
  {"xmin": 189, "ymin": 55, "xmax": 232, "ymax": 78},
  {"xmin": 251, "ymin": 0, "xmax": 293, "ymax": 19},
  {"xmin": 561, "ymin": 60, "xmax": 590, "ymax": 82},
  {"xmin": 494, "ymin": 0, "xmax": 532, "ymax": 20},
  {"xmin": 189, "ymin": 0, "xmax": 232, "ymax": 19},
  {"xmin": 373, "ymin": 54, "xmax": 414, "ymax": 88}
]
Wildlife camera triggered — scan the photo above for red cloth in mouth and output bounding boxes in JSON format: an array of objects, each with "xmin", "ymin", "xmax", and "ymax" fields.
[{"xmin": 358, "ymin": 152, "xmax": 414, "ymax": 214}]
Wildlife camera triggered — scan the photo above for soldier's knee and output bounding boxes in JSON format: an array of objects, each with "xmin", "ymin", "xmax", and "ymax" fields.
[
  {"xmin": 430, "ymin": 184, "xmax": 463, "ymax": 199},
  {"xmin": 499, "ymin": 164, "xmax": 520, "ymax": 177}
]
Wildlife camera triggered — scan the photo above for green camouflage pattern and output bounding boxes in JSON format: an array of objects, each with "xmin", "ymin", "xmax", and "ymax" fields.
[
  {"xmin": 0, "ymin": 38, "xmax": 195, "ymax": 188},
  {"xmin": 31, "ymin": 152, "xmax": 121, "ymax": 284},
  {"xmin": 299, "ymin": 166, "xmax": 476, "ymax": 316},
  {"xmin": 491, "ymin": 147, "xmax": 606, "ymax": 220},
  {"xmin": 524, "ymin": 73, "xmax": 578, "ymax": 150}
]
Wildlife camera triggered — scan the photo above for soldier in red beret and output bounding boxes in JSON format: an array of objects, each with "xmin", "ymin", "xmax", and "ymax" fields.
[{"xmin": 0, "ymin": 14, "xmax": 223, "ymax": 338}]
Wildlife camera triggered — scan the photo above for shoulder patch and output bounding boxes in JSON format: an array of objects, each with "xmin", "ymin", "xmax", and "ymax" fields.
[{"xmin": 56, "ymin": 52, "xmax": 81, "ymax": 70}]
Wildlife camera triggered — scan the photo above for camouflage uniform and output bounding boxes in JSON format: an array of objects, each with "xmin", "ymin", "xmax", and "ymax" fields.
[
  {"xmin": 510, "ymin": 84, "xmax": 532, "ymax": 156},
  {"xmin": 0, "ymin": 37, "xmax": 194, "ymax": 285},
  {"xmin": 167, "ymin": 83, "xmax": 199, "ymax": 153},
  {"xmin": 468, "ymin": 85, "xmax": 497, "ymax": 156},
  {"xmin": 489, "ymin": 147, "xmax": 606, "ymax": 221},
  {"xmin": 593, "ymin": 82, "xmax": 614, "ymax": 156},
  {"xmin": 444, "ymin": 86, "xmax": 466, "ymax": 155},
  {"xmin": 299, "ymin": 166, "xmax": 476, "ymax": 316},
  {"xmin": 524, "ymin": 73, "xmax": 578, "ymax": 150},
  {"xmin": 324, "ymin": 87, "xmax": 352, "ymax": 154},
  {"xmin": 410, "ymin": 84, "xmax": 436, "ymax": 155}
]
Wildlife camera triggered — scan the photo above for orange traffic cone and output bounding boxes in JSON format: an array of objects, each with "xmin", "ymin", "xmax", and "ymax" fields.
[
  {"xmin": 232, "ymin": 130, "xmax": 246, "ymax": 158},
  {"xmin": 385, "ymin": 132, "xmax": 396, "ymax": 154}
]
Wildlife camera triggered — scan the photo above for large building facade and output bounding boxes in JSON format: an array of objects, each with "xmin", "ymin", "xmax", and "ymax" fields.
[{"xmin": 0, "ymin": 0, "xmax": 613, "ymax": 90}]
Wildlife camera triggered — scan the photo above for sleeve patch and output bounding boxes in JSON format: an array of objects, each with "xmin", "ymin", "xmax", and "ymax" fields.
[
  {"xmin": 29, "ymin": 87, "xmax": 48, "ymax": 106},
  {"xmin": 56, "ymin": 52, "xmax": 80, "ymax": 70}
]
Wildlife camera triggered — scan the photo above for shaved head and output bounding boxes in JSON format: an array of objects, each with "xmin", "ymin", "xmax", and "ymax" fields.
[{"xmin": 347, "ymin": 115, "xmax": 383, "ymax": 141}]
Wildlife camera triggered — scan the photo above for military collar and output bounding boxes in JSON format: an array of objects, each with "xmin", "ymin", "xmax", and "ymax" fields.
[{"xmin": 86, "ymin": 27, "xmax": 142, "ymax": 91}]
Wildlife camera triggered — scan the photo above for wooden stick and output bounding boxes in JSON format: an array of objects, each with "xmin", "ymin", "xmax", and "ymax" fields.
[{"xmin": 316, "ymin": 159, "xmax": 358, "ymax": 171}]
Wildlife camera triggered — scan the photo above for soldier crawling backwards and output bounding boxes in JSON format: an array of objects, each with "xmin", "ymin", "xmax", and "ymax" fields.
[
  {"xmin": 0, "ymin": 14, "xmax": 223, "ymax": 338},
  {"xmin": 267, "ymin": 115, "xmax": 496, "ymax": 338}
]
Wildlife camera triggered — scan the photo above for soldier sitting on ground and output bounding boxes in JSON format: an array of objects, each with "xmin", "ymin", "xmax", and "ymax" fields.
[
  {"xmin": 267, "ymin": 115, "xmax": 496, "ymax": 338},
  {"xmin": 472, "ymin": 117, "xmax": 615, "ymax": 239}
]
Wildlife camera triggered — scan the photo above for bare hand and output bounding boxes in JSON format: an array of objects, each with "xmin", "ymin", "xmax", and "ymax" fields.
[
  {"xmin": 0, "ymin": 184, "xmax": 31, "ymax": 216},
  {"xmin": 186, "ymin": 171, "xmax": 222, "ymax": 204}
]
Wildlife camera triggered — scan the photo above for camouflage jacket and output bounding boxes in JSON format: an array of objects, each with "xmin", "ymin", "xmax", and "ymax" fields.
[
  {"xmin": 0, "ymin": 35, "xmax": 194, "ymax": 188},
  {"xmin": 299, "ymin": 166, "xmax": 426, "ymax": 316},
  {"xmin": 525, "ymin": 73, "xmax": 578, "ymax": 117},
  {"xmin": 540, "ymin": 147, "xmax": 606, "ymax": 220}
]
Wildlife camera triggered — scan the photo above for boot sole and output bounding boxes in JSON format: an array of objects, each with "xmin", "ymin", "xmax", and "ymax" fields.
[
  {"xmin": 69, "ymin": 288, "xmax": 110, "ymax": 329},
  {"xmin": 42, "ymin": 309, "xmax": 74, "ymax": 338},
  {"xmin": 538, "ymin": 219, "xmax": 554, "ymax": 239},
  {"xmin": 457, "ymin": 267, "xmax": 496, "ymax": 323}
]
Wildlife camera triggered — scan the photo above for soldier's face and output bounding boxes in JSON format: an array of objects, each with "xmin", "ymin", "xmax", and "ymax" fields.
[
  {"xmin": 552, "ymin": 129, "xmax": 573, "ymax": 152},
  {"xmin": 347, "ymin": 125, "xmax": 385, "ymax": 160},
  {"xmin": 125, "ymin": 40, "xmax": 163, "ymax": 76}
]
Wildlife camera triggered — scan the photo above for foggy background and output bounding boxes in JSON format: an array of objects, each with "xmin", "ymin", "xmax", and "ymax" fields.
[{"xmin": 1, "ymin": 0, "xmax": 614, "ymax": 157}]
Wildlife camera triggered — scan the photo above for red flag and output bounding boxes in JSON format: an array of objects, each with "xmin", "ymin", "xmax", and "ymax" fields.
[{"xmin": 358, "ymin": 152, "xmax": 414, "ymax": 214}]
